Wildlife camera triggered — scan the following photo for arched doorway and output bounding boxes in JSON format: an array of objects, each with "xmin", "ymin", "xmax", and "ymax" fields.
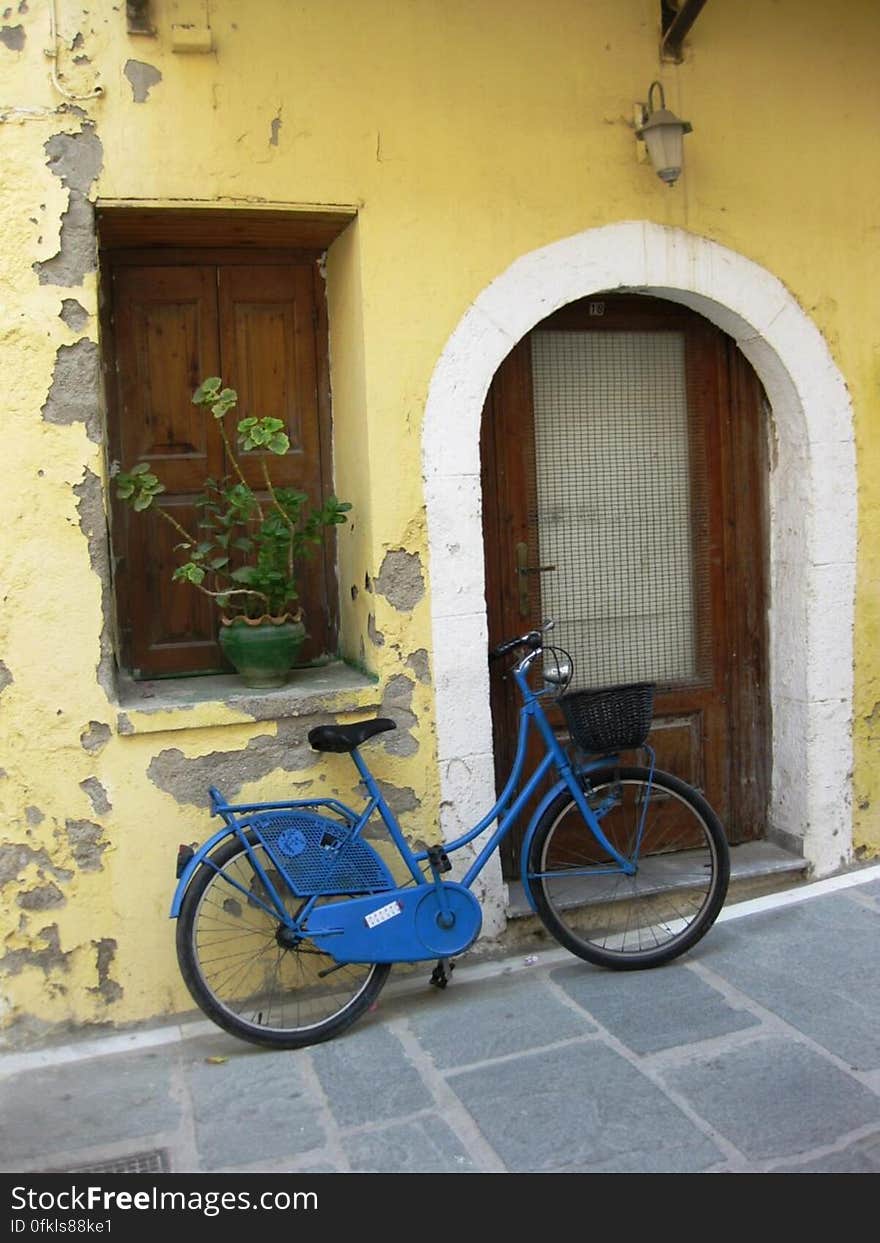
[
  {"xmin": 422, "ymin": 222, "xmax": 855, "ymax": 936},
  {"xmin": 481, "ymin": 292, "xmax": 769, "ymax": 875}
]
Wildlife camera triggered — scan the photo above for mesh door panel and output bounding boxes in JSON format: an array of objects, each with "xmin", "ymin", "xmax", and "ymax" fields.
[{"xmin": 529, "ymin": 329, "xmax": 711, "ymax": 690}]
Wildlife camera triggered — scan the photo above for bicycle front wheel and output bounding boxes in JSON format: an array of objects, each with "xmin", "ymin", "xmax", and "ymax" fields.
[
  {"xmin": 527, "ymin": 765, "xmax": 729, "ymax": 969},
  {"xmin": 176, "ymin": 832, "xmax": 390, "ymax": 1049}
]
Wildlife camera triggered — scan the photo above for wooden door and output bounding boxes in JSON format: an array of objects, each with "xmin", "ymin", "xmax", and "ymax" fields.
[
  {"xmin": 107, "ymin": 254, "xmax": 333, "ymax": 678},
  {"xmin": 481, "ymin": 295, "xmax": 769, "ymax": 874}
]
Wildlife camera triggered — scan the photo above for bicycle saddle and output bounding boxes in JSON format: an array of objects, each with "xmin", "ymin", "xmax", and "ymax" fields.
[{"xmin": 308, "ymin": 718, "xmax": 396, "ymax": 753}]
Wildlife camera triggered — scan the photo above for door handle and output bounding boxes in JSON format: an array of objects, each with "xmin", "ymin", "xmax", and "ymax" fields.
[{"xmin": 515, "ymin": 542, "xmax": 556, "ymax": 616}]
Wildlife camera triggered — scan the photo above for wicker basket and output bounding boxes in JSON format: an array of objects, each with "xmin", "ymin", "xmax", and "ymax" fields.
[{"xmin": 559, "ymin": 682, "xmax": 655, "ymax": 753}]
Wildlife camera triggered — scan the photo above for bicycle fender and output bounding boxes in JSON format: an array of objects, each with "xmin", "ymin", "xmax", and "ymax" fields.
[
  {"xmin": 169, "ymin": 826, "xmax": 241, "ymax": 918},
  {"xmin": 518, "ymin": 777, "xmax": 575, "ymax": 913}
]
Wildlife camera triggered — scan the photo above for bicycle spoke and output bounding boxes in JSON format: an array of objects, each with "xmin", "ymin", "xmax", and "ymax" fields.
[
  {"xmin": 178, "ymin": 837, "xmax": 387, "ymax": 1045},
  {"xmin": 530, "ymin": 767, "xmax": 727, "ymax": 968}
]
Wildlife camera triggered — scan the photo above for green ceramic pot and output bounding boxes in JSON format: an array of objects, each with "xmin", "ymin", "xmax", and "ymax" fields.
[{"xmin": 218, "ymin": 616, "xmax": 307, "ymax": 689}]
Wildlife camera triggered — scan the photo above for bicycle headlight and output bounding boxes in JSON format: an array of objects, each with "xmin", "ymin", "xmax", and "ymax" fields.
[{"xmin": 543, "ymin": 650, "xmax": 573, "ymax": 688}]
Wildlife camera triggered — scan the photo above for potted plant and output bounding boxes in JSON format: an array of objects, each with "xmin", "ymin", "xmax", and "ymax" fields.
[{"xmin": 114, "ymin": 376, "xmax": 351, "ymax": 689}]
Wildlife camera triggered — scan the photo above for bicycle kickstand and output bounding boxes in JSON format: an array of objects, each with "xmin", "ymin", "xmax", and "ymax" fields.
[{"xmin": 429, "ymin": 958, "xmax": 455, "ymax": 990}]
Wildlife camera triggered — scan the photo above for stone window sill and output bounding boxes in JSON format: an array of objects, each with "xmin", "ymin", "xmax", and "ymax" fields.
[{"xmin": 115, "ymin": 661, "xmax": 381, "ymax": 736}]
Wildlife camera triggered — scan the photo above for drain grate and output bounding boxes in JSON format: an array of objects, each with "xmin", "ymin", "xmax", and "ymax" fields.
[{"xmin": 47, "ymin": 1147, "xmax": 170, "ymax": 1174}]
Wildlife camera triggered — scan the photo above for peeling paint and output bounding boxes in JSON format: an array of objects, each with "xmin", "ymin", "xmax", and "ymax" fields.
[
  {"xmin": 33, "ymin": 126, "xmax": 102, "ymax": 287},
  {"xmin": 79, "ymin": 777, "xmax": 111, "ymax": 816},
  {"xmin": 0, "ymin": 843, "xmax": 49, "ymax": 887},
  {"xmin": 80, "ymin": 721, "xmax": 111, "ymax": 754},
  {"xmin": 0, "ymin": 842, "xmax": 73, "ymax": 887},
  {"xmin": 0, "ymin": 24, "xmax": 24, "ymax": 51},
  {"xmin": 59, "ymin": 297, "xmax": 89, "ymax": 331},
  {"xmin": 406, "ymin": 649, "xmax": 431, "ymax": 685},
  {"xmin": 41, "ymin": 341, "xmax": 102, "ymax": 443},
  {"xmin": 25, "ymin": 806, "xmax": 44, "ymax": 826},
  {"xmin": 73, "ymin": 470, "xmax": 114, "ymax": 696},
  {"xmin": 372, "ymin": 780, "xmax": 420, "ymax": 818},
  {"xmin": 269, "ymin": 110, "xmax": 282, "ymax": 146},
  {"xmin": 90, "ymin": 938, "xmax": 122, "ymax": 1005},
  {"xmin": 64, "ymin": 819, "xmax": 108, "ymax": 872},
  {"xmin": 0, "ymin": 924, "xmax": 72, "ymax": 978},
  {"xmin": 0, "ymin": 660, "xmax": 11, "ymax": 696},
  {"xmin": 124, "ymin": 59, "xmax": 162, "ymax": 103},
  {"xmin": 367, "ymin": 613, "xmax": 385, "ymax": 647},
  {"xmin": 146, "ymin": 719, "xmax": 334, "ymax": 806},
  {"xmin": 374, "ymin": 549, "xmax": 425, "ymax": 611},
  {"xmin": 18, "ymin": 882, "xmax": 66, "ymax": 911},
  {"xmin": 379, "ymin": 674, "xmax": 419, "ymax": 757}
]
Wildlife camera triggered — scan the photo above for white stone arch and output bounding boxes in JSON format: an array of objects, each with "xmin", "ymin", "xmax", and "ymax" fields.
[{"xmin": 422, "ymin": 221, "xmax": 855, "ymax": 932}]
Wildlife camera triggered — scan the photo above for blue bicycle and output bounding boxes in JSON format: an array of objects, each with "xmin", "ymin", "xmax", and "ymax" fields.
[{"xmin": 172, "ymin": 621, "xmax": 730, "ymax": 1047}]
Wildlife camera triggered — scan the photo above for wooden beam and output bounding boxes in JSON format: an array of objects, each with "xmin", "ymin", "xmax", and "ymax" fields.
[{"xmin": 661, "ymin": 0, "xmax": 709, "ymax": 62}]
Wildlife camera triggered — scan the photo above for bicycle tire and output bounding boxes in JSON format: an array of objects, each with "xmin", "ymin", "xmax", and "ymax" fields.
[
  {"xmin": 176, "ymin": 831, "xmax": 390, "ymax": 1049},
  {"xmin": 527, "ymin": 765, "xmax": 729, "ymax": 969}
]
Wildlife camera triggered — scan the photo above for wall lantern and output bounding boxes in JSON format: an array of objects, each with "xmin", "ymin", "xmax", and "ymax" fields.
[{"xmin": 636, "ymin": 81, "xmax": 692, "ymax": 186}]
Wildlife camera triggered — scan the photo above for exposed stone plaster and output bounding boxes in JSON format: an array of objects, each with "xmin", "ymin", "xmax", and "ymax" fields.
[
  {"xmin": 42, "ymin": 341, "xmax": 102, "ymax": 443},
  {"xmin": 64, "ymin": 819, "xmax": 108, "ymax": 872},
  {"xmin": 406, "ymin": 649, "xmax": 431, "ymax": 685},
  {"xmin": 146, "ymin": 719, "xmax": 335, "ymax": 807},
  {"xmin": 73, "ymin": 470, "xmax": 115, "ymax": 697},
  {"xmin": 59, "ymin": 298, "xmax": 89, "ymax": 331},
  {"xmin": 0, "ymin": 924, "xmax": 72, "ymax": 978},
  {"xmin": 374, "ymin": 550, "xmax": 425, "ymax": 612},
  {"xmin": 379, "ymin": 674, "xmax": 418, "ymax": 758},
  {"xmin": 80, "ymin": 721, "xmax": 111, "ymax": 754},
  {"xmin": 124, "ymin": 59, "xmax": 162, "ymax": 103},
  {"xmin": 0, "ymin": 24, "xmax": 24, "ymax": 50},
  {"xmin": 367, "ymin": 614, "xmax": 385, "ymax": 646},
  {"xmin": 17, "ymin": 882, "xmax": 65, "ymax": 910},
  {"xmin": 0, "ymin": 842, "xmax": 73, "ymax": 886},
  {"xmin": 33, "ymin": 125, "xmax": 102, "ymax": 287},
  {"xmin": 79, "ymin": 777, "xmax": 111, "ymax": 815},
  {"xmin": 89, "ymin": 938, "xmax": 122, "ymax": 1004}
]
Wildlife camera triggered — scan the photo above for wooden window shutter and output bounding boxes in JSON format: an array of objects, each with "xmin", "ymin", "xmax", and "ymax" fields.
[{"xmin": 107, "ymin": 255, "xmax": 334, "ymax": 678}]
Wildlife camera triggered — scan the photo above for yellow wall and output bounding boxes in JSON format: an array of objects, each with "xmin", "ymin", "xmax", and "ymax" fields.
[{"xmin": 0, "ymin": 0, "xmax": 878, "ymax": 1040}]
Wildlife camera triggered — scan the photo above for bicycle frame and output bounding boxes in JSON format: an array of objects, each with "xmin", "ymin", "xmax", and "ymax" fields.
[{"xmin": 170, "ymin": 655, "xmax": 638, "ymax": 929}]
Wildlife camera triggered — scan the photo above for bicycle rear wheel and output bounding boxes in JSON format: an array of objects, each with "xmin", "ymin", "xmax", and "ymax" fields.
[
  {"xmin": 176, "ymin": 831, "xmax": 390, "ymax": 1048},
  {"xmin": 527, "ymin": 765, "xmax": 729, "ymax": 969}
]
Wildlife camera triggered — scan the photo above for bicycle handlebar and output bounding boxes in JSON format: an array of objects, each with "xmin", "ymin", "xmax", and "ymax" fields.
[{"xmin": 488, "ymin": 619, "xmax": 555, "ymax": 663}]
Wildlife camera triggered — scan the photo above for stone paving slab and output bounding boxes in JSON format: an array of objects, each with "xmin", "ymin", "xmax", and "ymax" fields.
[
  {"xmin": 406, "ymin": 973, "xmax": 591, "ymax": 1068},
  {"xmin": 0, "ymin": 1048, "xmax": 180, "ymax": 1168},
  {"xmin": 693, "ymin": 892, "xmax": 880, "ymax": 1070},
  {"xmin": 446, "ymin": 1039, "xmax": 724, "ymax": 1172},
  {"xmin": 661, "ymin": 1036, "xmax": 880, "ymax": 1161},
  {"xmin": 550, "ymin": 960, "xmax": 760, "ymax": 1054},
  {"xmin": 183, "ymin": 1041, "xmax": 325, "ymax": 1170},
  {"xmin": 341, "ymin": 1115, "xmax": 477, "ymax": 1173},
  {"xmin": 774, "ymin": 1130, "xmax": 880, "ymax": 1173},
  {"xmin": 309, "ymin": 1024, "xmax": 433, "ymax": 1129}
]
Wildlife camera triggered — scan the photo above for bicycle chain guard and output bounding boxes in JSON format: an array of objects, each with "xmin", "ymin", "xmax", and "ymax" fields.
[{"xmin": 304, "ymin": 881, "xmax": 483, "ymax": 964}]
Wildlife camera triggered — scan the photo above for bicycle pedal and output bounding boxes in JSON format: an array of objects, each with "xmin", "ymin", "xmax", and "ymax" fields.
[{"xmin": 427, "ymin": 844, "xmax": 453, "ymax": 874}]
